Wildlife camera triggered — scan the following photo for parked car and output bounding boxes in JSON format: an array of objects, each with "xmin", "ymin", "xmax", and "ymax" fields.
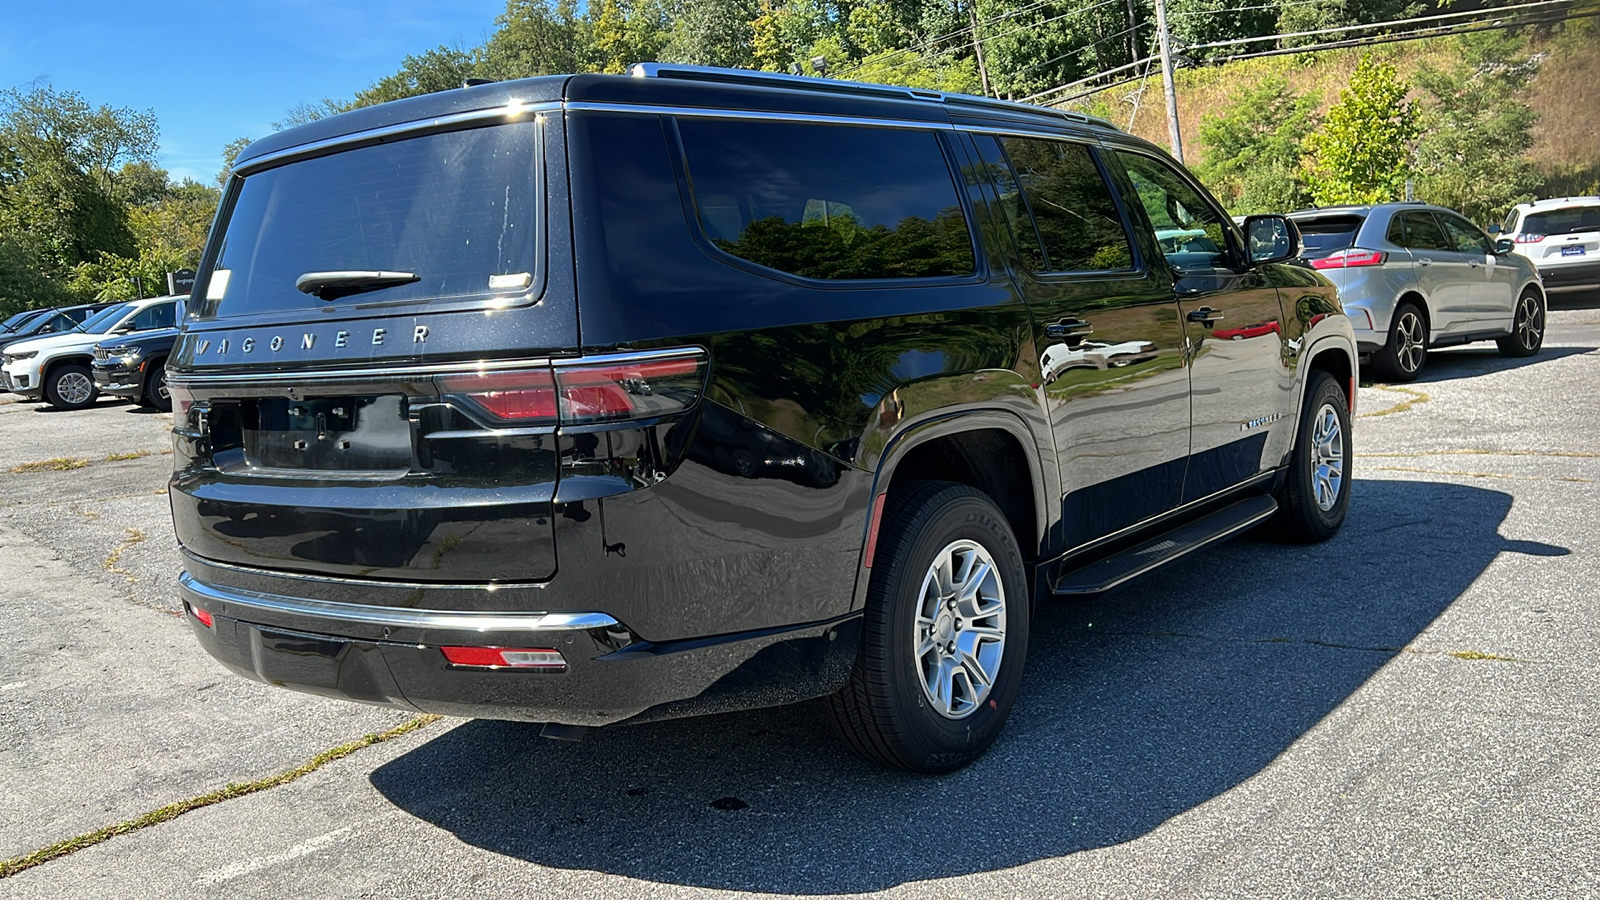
[
  {"xmin": 1289, "ymin": 203, "xmax": 1546, "ymax": 381},
  {"xmin": 1493, "ymin": 196, "xmax": 1600, "ymax": 291},
  {"xmin": 2, "ymin": 296, "xmax": 182, "ymax": 409},
  {"xmin": 93, "ymin": 310, "xmax": 181, "ymax": 411},
  {"xmin": 170, "ymin": 65, "xmax": 1356, "ymax": 772},
  {"xmin": 0, "ymin": 302, "xmax": 116, "ymax": 356}
]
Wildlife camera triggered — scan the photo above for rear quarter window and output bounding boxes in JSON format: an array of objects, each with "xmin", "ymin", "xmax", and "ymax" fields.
[
  {"xmin": 676, "ymin": 118, "xmax": 975, "ymax": 280},
  {"xmin": 197, "ymin": 121, "xmax": 542, "ymax": 320}
]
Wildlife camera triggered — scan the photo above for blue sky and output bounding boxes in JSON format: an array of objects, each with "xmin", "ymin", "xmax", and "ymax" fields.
[{"xmin": 0, "ymin": 1, "xmax": 507, "ymax": 185}]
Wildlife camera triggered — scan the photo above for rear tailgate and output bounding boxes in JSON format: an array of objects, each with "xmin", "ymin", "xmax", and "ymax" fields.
[{"xmin": 170, "ymin": 111, "xmax": 571, "ymax": 585}]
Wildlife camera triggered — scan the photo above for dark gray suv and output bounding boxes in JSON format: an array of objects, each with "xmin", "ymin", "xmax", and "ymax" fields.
[{"xmin": 1291, "ymin": 203, "xmax": 1546, "ymax": 381}]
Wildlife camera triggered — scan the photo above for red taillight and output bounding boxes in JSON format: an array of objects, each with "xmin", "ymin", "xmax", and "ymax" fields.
[
  {"xmin": 555, "ymin": 355, "xmax": 706, "ymax": 424},
  {"xmin": 440, "ymin": 352, "xmax": 707, "ymax": 426},
  {"xmin": 1310, "ymin": 248, "xmax": 1388, "ymax": 270},
  {"xmin": 168, "ymin": 381, "xmax": 196, "ymax": 417},
  {"xmin": 438, "ymin": 369, "xmax": 558, "ymax": 423},
  {"xmin": 189, "ymin": 605, "xmax": 213, "ymax": 628},
  {"xmin": 1515, "ymin": 233, "xmax": 1546, "ymax": 244},
  {"xmin": 441, "ymin": 646, "xmax": 567, "ymax": 670}
]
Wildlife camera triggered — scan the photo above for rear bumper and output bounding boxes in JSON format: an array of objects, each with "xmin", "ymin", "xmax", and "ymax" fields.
[
  {"xmin": 179, "ymin": 570, "xmax": 860, "ymax": 726},
  {"xmin": 1534, "ymin": 258, "xmax": 1600, "ymax": 288}
]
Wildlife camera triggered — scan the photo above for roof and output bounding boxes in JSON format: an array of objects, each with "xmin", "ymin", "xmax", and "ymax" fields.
[
  {"xmin": 233, "ymin": 65, "xmax": 1124, "ymax": 175},
  {"xmin": 1515, "ymin": 196, "xmax": 1600, "ymax": 210}
]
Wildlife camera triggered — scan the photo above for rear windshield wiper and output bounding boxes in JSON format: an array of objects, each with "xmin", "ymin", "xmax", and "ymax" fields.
[{"xmin": 295, "ymin": 270, "xmax": 420, "ymax": 301}]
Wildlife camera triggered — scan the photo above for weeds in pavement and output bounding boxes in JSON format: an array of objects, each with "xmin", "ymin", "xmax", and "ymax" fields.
[{"xmin": 8, "ymin": 457, "xmax": 89, "ymax": 473}]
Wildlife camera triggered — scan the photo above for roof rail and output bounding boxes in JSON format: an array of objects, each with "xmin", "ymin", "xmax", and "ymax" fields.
[{"xmin": 626, "ymin": 63, "xmax": 1119, "ymax": 131}]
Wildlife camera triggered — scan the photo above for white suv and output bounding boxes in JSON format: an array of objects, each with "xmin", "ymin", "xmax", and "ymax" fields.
[
  {"xmin": 1, "ymin": 296, "xmax": 181, "ymax": 410},
  {"xmin": 1495, "ymin": 197, "xmax": 1600, "ymax": 291}
]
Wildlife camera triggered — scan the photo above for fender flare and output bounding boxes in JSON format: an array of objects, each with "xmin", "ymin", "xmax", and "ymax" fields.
[{"xmin": 846, "ymin": 407, "xmax": 1054, "ymax": 613}]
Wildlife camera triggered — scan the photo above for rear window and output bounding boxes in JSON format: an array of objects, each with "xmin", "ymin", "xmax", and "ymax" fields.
[
  {"xmin": 1523, "ymin": 204, "xmax": 1600, "ymax": 237},
  {"xmin": 197, "ymin": 121, "xmax": 541, "ymax": 319},
  {"xmin": 1292, "ymin": 214, "xmax": 1365, "ymax": 257},
  {"xmin": 677, "ymin": 118, "xmax": 974, "ymax": 280}
]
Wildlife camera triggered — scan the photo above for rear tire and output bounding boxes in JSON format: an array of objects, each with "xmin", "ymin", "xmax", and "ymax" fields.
[
  {"xmin": 44, "ymin": 363, "xmax": 97, "ymax": 410},
  {"xmin": 1496, "ymin": 289, "xmax": 1545, "ymax": 358},
  {"xmin": 1273, "ymin": 372, "xmax": 1351, "ymax": 543},
  {"xmin": 1373, "ymin": 301, "xmax": 1427, "ymax": 382},
  {"xmin": 828, "ymin": 481, "xmax": 1029, "ymax": 773}
]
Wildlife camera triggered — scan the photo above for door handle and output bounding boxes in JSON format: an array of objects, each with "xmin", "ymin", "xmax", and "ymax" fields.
[
  {"xmin": 1416, "ymin": 257, "xmax": 1432, "ymax": 266},
  {"xmin": 1186, "ymin": 307, "xmax": 1224, "ymax": 323},
  {"xmin": 1045, "ymin": 318, "xmax": 1094, "ymax": 338}
]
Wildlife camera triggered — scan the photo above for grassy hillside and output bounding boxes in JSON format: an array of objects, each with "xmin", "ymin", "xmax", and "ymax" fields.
[{"xmin": 1068, "ymin": 18, "xmax": 1600, "ymax": 206}]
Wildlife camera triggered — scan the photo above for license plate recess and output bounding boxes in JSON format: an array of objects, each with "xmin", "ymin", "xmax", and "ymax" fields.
[{"xmin": 244, "ymin": 395, "xmax": 413, "ymax": 473}]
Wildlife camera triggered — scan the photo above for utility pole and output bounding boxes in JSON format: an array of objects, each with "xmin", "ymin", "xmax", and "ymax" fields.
[
  {"xmin": 969, "ymin": 4, "xmax": 994, "ymax": 98},
  {"xmin": 1153, "ymin": 0, "xmax": 1184, "ymax": 164}
]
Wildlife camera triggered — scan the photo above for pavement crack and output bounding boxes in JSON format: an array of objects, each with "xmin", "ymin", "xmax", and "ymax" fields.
[
  {"xmin": 103, "ymin": 528, "xmax": 148, "ymax": 583},
  {"xmin": 0, "ymin": 714, "xmax": 441, "ymax": 880},
  {"xmin": 1357, "ymin": 385, "xmax": 1430, "ymax": 418}
]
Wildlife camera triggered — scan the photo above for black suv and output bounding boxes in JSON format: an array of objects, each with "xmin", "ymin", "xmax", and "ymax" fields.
[
  {"xmin": 170, "ymin": 65, "xmax": 1356, "ymax": 772},
  {"xmin": 93, "ymin": 319, "xmax": 180, "ymax": 411},
  {"xmin": 0, "ymin": 302, "xmax": 115, "ymax": 355}
]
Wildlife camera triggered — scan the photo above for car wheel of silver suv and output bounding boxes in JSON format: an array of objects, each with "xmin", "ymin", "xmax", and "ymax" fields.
[
  {"xmin": 1496, "ymin": 289, "xmax": 1545, "ymax": 358},
  {"xmin": 1375, "ymin": 301, "xmax": 1427, "ymax": 382}
]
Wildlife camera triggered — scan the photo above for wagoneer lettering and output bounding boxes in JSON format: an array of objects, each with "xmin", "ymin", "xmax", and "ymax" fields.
[{"xmin": 169, "ymin": 64, "xmax": 1356, "ymax": 772}]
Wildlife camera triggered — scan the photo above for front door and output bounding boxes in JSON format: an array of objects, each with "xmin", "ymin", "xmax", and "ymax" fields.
[
  {"xmin": 970, "ymin": 134, "xmax": 1190, "ymax": 548},
  {"xmin": 1437, "ymin": 210, "xmax": 1517, "ymax": 324},
  {"xmin": 1389, "ymin": 210, "xmax": 1477, "ymax": 337},
  {"xmin": 1107, "ymin": 149, "xmax": 1296, "ymax": 503}
]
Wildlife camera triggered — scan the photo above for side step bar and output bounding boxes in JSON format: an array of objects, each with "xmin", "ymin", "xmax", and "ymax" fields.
[{"xmin": 1050, "ymin": 494, "xmax": 1278, "ymax": 595}]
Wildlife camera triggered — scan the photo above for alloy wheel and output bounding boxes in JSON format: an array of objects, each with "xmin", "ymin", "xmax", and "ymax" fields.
[
  {"xmin": 913, "ymin": 539, "xmax": 1007, "ymax": 719},
  {"xmin": 1394, "ymin": 311, "xmax": 1426, "ymax": 374},
  {"xmin": 1311, "ymin": 402, "xmax": 1344, "ymax": 511},
  {"xmin": 56, "ymin": 371, "xmax": 93, "ymax": 406},
  {"xmin": 1516, "ymin": 294, "xmax": 1544, "ymax": 351}
]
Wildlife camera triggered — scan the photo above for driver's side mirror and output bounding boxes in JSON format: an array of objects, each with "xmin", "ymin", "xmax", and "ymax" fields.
[
  {"xmin": 1243, "ymin": 214, "xmax": 1300, "ymax": 266},
  {"xmin": 112, "ymin": 321, "xmax": 136, "ymax": 334},
  {"xmin": 1495, "ymin": 237, "xmax": 1515, "ymax": 254}
]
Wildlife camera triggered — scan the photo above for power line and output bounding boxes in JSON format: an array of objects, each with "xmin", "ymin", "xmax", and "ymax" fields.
[
  {"xmin": 1170, "ymin": 0, "xmax": 1328, "ymax": 20},
  {"xmin": 835, "ymin": 0, "xmax": 1128, "ymax": 79},
  {"xmin": 1187, "ymin": 0, "xmax": 1579, "ymax": 50}
]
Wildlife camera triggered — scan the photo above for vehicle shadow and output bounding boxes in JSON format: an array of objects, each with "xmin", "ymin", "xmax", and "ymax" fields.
[
  {"xmin": 1400, "ymin": 344, "xmax": 1596, "ymax": 384},
  {"xmin": 369, "ymin": 478, "xmax": 1563, "ymax": 894},
  {"xmin": 1546, "ymin": 288, "xmax": 1600, "ymax": 311}
]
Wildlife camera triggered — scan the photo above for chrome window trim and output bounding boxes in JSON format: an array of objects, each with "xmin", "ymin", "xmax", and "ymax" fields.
[
  {"xmin": 179, "ymin": 570, "xmax": 619, "ymax": 631},
  {"xmin": 564, "ymin": 100, "xmax": 955, "ymax": 132},
  {"xmin": 234, "ymin": 102, "xmax": 562, "ymax": 174},
  {"xmin": 167, "ymin": 356, "xmax": 557, "ymax": 388}
]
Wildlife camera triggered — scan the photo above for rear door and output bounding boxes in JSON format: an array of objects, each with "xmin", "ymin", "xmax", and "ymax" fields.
[
  {"xmin": 971, "ymin": 134, "xmax": 1189, "ymax": 547},
  {"xmin": 1389, "ymin": 211, "xmax": 1475, "ymax": 335},
  {"xmin": 1108, "ymin": 148, "xmax": 1294, "ymax": 504}
]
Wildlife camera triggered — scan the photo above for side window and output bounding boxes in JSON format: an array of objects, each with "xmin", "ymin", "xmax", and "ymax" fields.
[
  {"xmin": 1439, "ymin": 215, "xmax": 1490, "ymax": 255},
  {"xmin": 131, "ymin": 302, "xmax": 176, "ymax": 331},
  {"xmin": 1114, "ymin": 151, "xmax": 1232, "ymax": 270},
  {"xmin": 676, "ymin": 118, "xmax": 974, "ymax": 280},
  {"xmin": 977, "ymin": 136, "xmax": 1132, "ymax": 274},
  {"xmin": 37, "ymin": 313, "xmax": 67, "ymax": 334},
  {"xmin": 1397, "ymin": 212, "xmax": 1453, "ymax": 252}
]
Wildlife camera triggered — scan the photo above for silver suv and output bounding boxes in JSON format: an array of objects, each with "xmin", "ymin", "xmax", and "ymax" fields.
[{"xmin": 1290, "ymin": 203, "xmax": 1546, "ymax": 381}]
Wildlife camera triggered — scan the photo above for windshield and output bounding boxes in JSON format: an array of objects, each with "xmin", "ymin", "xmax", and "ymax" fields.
[
  {"xmin": 73, "ymin": 303, "xmax": 133, "ymax": 334},
  {"xmin": 199, "ymin": 120, "xmax": 541, "ymax": 319},
  {"xmin": 1522, "ymin": 205, "xmax": 1600, "ymax": 237},
  {"xmin": 1292, "ymin": 214, "xmax": 1365, "ymax": 258},
  {"xmin": 2, "ymin": 310, "xmax": 44, "ymax": 332}
]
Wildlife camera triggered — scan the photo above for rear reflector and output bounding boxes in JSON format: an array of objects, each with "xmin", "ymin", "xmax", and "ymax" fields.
[
  {"xmin": 441, "ymin": 646, "xmax": 567, "ymax": 670},
  {"xmin": 439, "ymin": 350, "xmax": 707, "ymax": 426},
  {"xmin": 1310, "ymin": 248, "xmax": 1387, "ymax": 269},
  {"xmin": 189, "ymin": 604, "xmax": 213, "ymax": 628},
  {"xmin": 863, "ymin": 491, "xmax": 889, "ymax": 568}
]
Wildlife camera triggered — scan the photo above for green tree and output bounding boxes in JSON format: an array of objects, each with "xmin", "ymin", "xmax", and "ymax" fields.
[
  {"xmin": 1302, "ymin": 55, "xmax": 1418, "ymax": 206},
  {"xmin": 662, "ymin": 0, "xmax": 759, "ymax": 68},
  {"xmin": 353, "ymin": 45, "xmax": 480, "ymax": 107},
  {"xmin": 479, "ymin": 0, "xmax": 591, "ymax": 78},
  {"xmin": 1411, "ymin": 31, "xmax": 1542, "ymax": 224},
  {"xmin": 1194, "ymin": 76, "xmax": 1316, "ymax": 214},
  {"xmin": 216, "ymin": 136, "xmax": 252, "ymax": 186}
]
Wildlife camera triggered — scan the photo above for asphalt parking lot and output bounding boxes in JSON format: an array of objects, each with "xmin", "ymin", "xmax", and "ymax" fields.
[{"xmin": 3, "ymin": 298, "xmax": 1599, "ymax": 898}]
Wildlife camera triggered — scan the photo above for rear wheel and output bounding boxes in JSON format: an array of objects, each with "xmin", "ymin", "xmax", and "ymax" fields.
[
  {"xmin": 828, "ymin": 481, "xmax": 1029, "ymax": 773},
  {"xmin": 1273, "ymin": 371, "xmax": 1352, "ymax": 543},
  {"xmin": 1373, "ymin": 301, "xmax": 1427, "ymax": 382},
  {"xmin": 44, "ymin": 363, "xmax": 97, "ymax": 410},
  {"xmin": 1496, "ymin": 289, "xmax": 1545, "ymax": 358},
  {"xmin": 143, "ymin": 360, "xmax": 171, "ymax": 412}
]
